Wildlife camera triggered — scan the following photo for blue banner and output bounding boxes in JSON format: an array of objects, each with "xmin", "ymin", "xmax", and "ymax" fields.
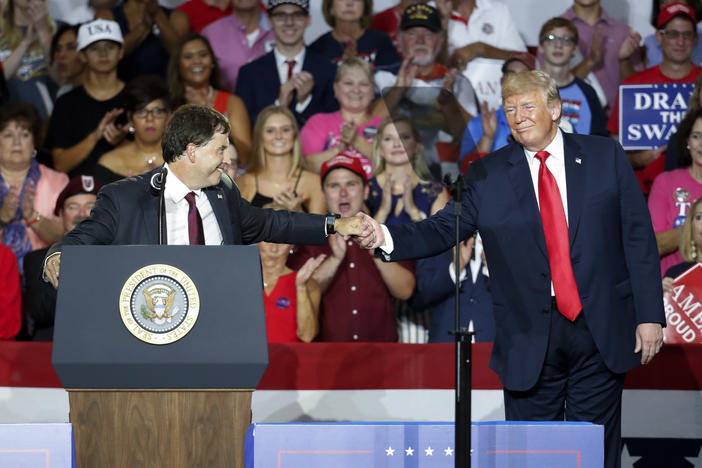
[{"xmin": 618, "ymin": 83, "xmax": 694, "ymax": 150}]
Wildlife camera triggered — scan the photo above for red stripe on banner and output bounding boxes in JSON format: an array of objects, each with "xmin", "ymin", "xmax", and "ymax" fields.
[{"xmin": 0, "ymin": 342, "xmax": 700, "ymax": 390}]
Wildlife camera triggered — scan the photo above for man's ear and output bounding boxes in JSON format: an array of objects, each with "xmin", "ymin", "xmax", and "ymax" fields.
[
  {"xmin": 185, "ymin": 142, "xmax": 198, "ymax": 162},
  {"xmin": 550, "ymin": 100, "xmax": 562, "ymax": 122}
]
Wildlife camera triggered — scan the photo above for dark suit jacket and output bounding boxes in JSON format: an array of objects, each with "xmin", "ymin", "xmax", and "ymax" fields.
[
  {"xmin": 235, "ymin": 49, "xmax": 338, "ymax": 128},
  {"xmin": 47, "ymin": 168, "xmax": 328, "ymax": 255},
  {"xmin": 21, "ymin": 248, "xmax": 55, "ymax": 341},
  {"xmin": 383, "ymin": 133, "xmax": 665, "ymax": 391}
]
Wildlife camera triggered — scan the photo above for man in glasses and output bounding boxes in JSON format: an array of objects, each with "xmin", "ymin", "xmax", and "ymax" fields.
[
  {"xmin": 236, "ymin": 0, "xmax": 337, "ymax": 127},
  {"xmin": 606, "ymin": 2, "xmax": 701, "ymax": 196},
  {"xmin": 539, "ymin": 17, "xmax": 608, "ymax": 137}
]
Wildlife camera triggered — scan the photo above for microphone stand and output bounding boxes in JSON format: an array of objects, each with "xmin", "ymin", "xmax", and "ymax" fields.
[{"xmin": 445, "ymin": 174, "xmax": 473, "ymax": 468}]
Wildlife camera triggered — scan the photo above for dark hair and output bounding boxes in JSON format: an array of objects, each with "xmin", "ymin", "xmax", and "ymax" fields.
[
  {"xmin": 539, "ymin": 17, "xmax": 579, "ymax": 45},
  {"xmin": 167, "ymin": 33, "xmax": 221, "ymax": 109},
  {"xmin": 123, "ymin": 75, "xmax": 171, "ymax": 115},
  {"xmin": 651, "ymin": 0, "xmax": 702, "ymax": 27},
  {"xmin": 161, "ymin": 104, "xmax": 230, "ymax": 163},
  {"xmin": 677, "ymin": 107, "xmax": 702, "ymax": 167},
  {"xmin": 50, "ymin": 24, "xmax": 79, "ymax": 64},
  {"xmin": 0, "ymin": 100, "xmax": 42, "ymax": 142}
]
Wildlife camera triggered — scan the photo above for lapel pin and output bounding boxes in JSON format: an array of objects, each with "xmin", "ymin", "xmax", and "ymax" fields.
[
  {"xmin": 217, "ymin": 194, "xmax": 223, "ymax": 199},
  {"xmin": 575, "ymin": 157, "xmax": 582, "ymax": 165}
]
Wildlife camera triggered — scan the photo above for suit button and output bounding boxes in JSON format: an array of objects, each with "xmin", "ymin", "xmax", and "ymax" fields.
[
  {"xmin": 469, "ymin": 298, "xmax": 476, "ymax": 304},
  {"xmin": 541, "ymin": 272, "xmax": 548, "ymax": 278}
]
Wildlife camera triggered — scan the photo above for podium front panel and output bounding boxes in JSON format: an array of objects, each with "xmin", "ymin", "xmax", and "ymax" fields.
[{"xmin": 52, "ymin": 245, "xmax": 268, "ymax": 389}]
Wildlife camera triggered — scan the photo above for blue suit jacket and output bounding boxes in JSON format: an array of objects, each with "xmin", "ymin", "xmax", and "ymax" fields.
[
  {"xmin": 384, "ymin": 133, "xmax": 665, "ymax": 391},
  {"xmin": 47, "ymin": 168, "xmax": 328, "ymax": 254},
  {"xmin": 235, "ymin": 49, "xmax": 338, "ymax": 128}
]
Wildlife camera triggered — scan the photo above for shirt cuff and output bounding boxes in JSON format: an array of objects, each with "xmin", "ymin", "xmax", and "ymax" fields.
[
  {"xmin": 295, "ymin": 94, "xmax": 312, "ymax": 113},
  {"xmin": 379, "ymin": 224, "xmax": 394, "ymax": 254},
  {"xmin": 448, "ymin": 263, "xmax": 467, "ymax": 284}
]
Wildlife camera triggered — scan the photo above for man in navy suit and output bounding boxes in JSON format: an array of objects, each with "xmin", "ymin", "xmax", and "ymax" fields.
[
  {"xmin": 42, "ymin": 105, "xmax": 360, "ymax": 287},
  {"xmin": 235, "ymin": 0, "xmax": 338, "ymax": 128},
  {"xmin": 355, "ymin": 70, "xmax": 665, "ymax": 468}
]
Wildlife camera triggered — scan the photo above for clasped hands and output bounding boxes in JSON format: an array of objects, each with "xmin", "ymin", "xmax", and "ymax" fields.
[{"xmin": 333, "ymin": 212, "xmax": 386, "ymax": 250}]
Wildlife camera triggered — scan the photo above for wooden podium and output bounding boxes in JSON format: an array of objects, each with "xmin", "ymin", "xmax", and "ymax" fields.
[{"xmin": 52, "ymin": 246, "xmax": 269, "ymax": 468}]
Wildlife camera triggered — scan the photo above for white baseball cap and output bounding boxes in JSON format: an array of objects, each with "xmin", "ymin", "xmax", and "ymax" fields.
[{"xmin": 77, "ymin": 19, "xmax": 124, "ymax": 51}]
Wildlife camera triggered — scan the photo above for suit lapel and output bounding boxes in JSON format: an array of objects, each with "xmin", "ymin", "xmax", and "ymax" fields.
[
  {"xmin": 506, "ymin": 145, "xmax": 548, "ymax": 259},
  {"xmin": 264, "ymin": 52, "xmax": 282, "ymax": 90},
  {"xmin": 563, "ymin": 133, "xmax": 585, "ymax": 248},
  {"xmin": 205, "ymin": 187, "xmax": 233, "ymax": 244}
]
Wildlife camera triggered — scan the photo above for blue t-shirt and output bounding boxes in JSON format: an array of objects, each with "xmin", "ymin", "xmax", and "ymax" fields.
[
  {"xmin": 460, "ymin": 107, "xmax": 511, "ymax": 162},
  {"xmin": 558, "ymin": 77, "xmax": 608, "ymax": 137}
]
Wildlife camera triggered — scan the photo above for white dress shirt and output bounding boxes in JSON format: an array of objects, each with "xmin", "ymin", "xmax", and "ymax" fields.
[
  {"xmin": 164, "ymin": 165, "xmax": 224, "ymax": 246},
  {"xmin": 273, "ymin": 47, "xmax": 312, "ymax": 112}
]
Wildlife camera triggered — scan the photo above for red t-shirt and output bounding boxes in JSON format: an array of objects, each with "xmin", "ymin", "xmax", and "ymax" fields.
[
  {"xmin": 607, "ymin": 65, "xmax": 702, "ymax": 194},
  {"xmin": 176, "ymin": 0, "xmax": 233, "ymax": 34},
  {"xmin": 263, "ymin": 271, "xmax": 301, "ymax": 343}
]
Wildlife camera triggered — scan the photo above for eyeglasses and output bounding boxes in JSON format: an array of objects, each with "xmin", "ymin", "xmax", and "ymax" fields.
[
  {"xmin": 134, "ymin": 107, "xmax": 168, "ymax": 119},
  {"xmin": 269, "ymin": 11, "xmax": 308, "ymax": 23},
  {"xmin": 540, "ymin": 34, "xmax": 576, "ymax": 46},
  {"xmin": 659, "ymin": 29, "xmax": 696, "ymax": 41}
]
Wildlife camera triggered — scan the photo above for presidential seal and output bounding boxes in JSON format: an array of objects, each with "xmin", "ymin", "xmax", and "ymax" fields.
[{"xmin": 119, "ymin": 264, "xmax": 200, "ymax": 345}]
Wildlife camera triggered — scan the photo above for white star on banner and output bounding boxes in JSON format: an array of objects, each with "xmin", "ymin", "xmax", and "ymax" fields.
[
  {"xmin": 620, "ymin": 443, "xmax": 641, "ymax": 468},
  {"xmin": 444, "ymin": 447, "xmax": 454, "ymax": 456},
  {"xmin": 685, "ymin": 447, "xmax": 702, "ymax": 467},
  {"xmin": 425, "ymin": 446, "xmax": 434, "ymax": 456},
  {"xmin": 405, "ymin": 446, "xmax": 414, "ymax": 456},
  {"xmin": 385, "ymin": 446, "xmax": 395, "ymax": 456}
]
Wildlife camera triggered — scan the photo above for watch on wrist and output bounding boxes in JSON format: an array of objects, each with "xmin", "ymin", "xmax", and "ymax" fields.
[{"xmin": 326, "ymin": 213, "xmax": 341, "ymax": 235}]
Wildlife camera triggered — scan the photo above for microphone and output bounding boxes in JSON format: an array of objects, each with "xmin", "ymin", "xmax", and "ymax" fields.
[{"xmin": 150, "ymin": 166, "xmax": 168, "ymax": 192}]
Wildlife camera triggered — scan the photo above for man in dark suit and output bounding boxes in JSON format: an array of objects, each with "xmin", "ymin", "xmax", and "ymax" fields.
[
  {"xmin": 235, "ymin": 0, "xmax": 338, "ymax": 128},
  {"xmin": 43, "ymin": 105, "xmax": 359, "ymax": 287},
  {"xmin": 355, "ymin": 70, "xmax": 665, "ymax": 468}
]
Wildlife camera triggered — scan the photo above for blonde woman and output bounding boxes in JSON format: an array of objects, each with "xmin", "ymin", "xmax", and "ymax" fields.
[
  {"xmin": 0, "ymin": 0, "xmax": 56, "ymax": 118},
  {"xmin": 368, "ymin": 116, "xmax": 449, "ymax": 225},
  {"xmin": 236, "ymin": 105, "xmax": 326, "ymax": 214}
]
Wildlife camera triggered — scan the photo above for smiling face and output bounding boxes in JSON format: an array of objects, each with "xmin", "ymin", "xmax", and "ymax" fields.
[
  {"xmin": 657, "ymin": 16, "xmax": 697, "ymax": 65},
  {"xmin": 262, "ymin": 112, "xmax": 296, "ymax": 157},
  {"xmin": 187, "ymin": 130, "xmax": 230, "ymax": 189},
  {"xmin": 322, "ymin": 167, "xmax": 367, "ymax": 217},
  {"xmin": 0, "ymin": 120, "xmax": 35, "ymax": 169},
  {"xmin": 378, "ymin": 121, "xmax": 418, "ymax": 167},
  {"xmin": 504, "ymin": 89, "xmax": 560, "ymax": 152},
  {"xmin": 178, "ymin": 38, "xmax": 213, "ymax": 87},
  {"xmin": 269, "ymin": 4, "xmax": 309, "ymax": 48},
  {"xmin": 334, "ymin": 65, "xmax": 373, "ymax": 112}
]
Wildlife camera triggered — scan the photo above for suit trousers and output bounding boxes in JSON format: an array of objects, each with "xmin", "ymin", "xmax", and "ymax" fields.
[{"xmin": 503, "ymin": 299, "xmax": 626, "ymax": 468}]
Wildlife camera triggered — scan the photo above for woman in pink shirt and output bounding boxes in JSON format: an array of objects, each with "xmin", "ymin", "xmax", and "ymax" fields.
[{"xmin": 300, "ymin": 57, "xmax": 384, "ymax": 179}]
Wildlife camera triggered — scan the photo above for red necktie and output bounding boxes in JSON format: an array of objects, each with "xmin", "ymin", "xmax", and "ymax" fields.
[
  {"xmin": 185, "ymin": 192, "xmax": 205, "ymax": 245},
  {"xmin": 534, "ymin": 151, "xmax": 582, "ymax": 321},
  {"xmin": 285, "ymin": 59, "xmax": 296, "ymax": 81}
]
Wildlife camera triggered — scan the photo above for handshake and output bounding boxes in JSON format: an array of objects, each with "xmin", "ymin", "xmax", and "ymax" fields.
[{"xmin": 335, "ymin": 212, "xmax": 385, "ymax": 250}]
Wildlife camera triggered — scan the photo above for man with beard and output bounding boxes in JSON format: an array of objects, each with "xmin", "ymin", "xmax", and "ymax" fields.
[
  {"xmin": 20, "ymin": 175, "xmax": 101, "ymax": 341},
  {"xmin": 374, "ymin": 3, "xmax": 477, "ymax": 178}
]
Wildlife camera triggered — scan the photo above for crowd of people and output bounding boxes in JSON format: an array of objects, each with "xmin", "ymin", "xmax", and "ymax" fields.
[{"xmin": 0, "ymin": 0, "xmax": 696, "ymax": 349}]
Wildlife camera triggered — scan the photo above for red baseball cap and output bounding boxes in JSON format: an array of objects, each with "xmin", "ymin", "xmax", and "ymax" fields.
[
  {"xmin": 320, "ymin": 151, "xmax": 368, "ymax": 184},
  {"xmin": 658, "ymin": 2, "xmax": 697, "ymax": 28},
  {"xmin": 54, "ymin": 175, "xmax": 102, "ymax": 215}
]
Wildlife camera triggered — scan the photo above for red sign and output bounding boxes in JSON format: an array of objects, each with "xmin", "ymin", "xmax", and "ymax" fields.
[{"xmin": 663, "ymin": 263, "xmax": 702, "ymax": 343}]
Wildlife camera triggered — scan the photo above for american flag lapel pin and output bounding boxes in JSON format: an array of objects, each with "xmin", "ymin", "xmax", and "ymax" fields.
[{"xmin": 575, "ymin": 157, "xmax": 582, "ymax": 165}]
